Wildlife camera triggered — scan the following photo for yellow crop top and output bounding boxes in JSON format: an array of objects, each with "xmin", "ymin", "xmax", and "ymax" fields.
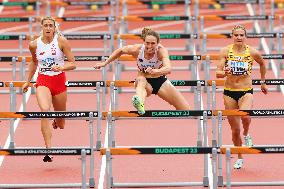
[{"xmin": 225, "ymin": 44, "xmax": 253, "ymax": 75}]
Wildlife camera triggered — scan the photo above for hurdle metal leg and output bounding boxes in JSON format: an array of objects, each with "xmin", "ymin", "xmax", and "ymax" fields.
[
  {"xmin": 9, "ymin": 82, "xmax": 16, "ymax": 148},
  {"xmin": 81, "ymin": 149, "xmax": 87, "ymax": 189},
  {"xmin": 202, "ymin": 111, "xmax": 209, "ymax": 187},
  {"xmin": 225, "ymin": 148, "xmax": 232, "ymax": 189},
  {"xmin": 96, "ymin": 83, "xmax": 102, "ymax": 150},
  {"xmin": 88, "ymin": 112, "xmax": 95, "ymax": 188}
]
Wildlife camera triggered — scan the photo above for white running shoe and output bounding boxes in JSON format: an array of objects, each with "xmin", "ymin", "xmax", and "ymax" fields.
[
  {"xmin": 234, "ymin": 159, "xmax": 243, "ymax": 169},
  {"xmin": 244, "ymin": 135, "xmax": 253, "ymax": 147}
]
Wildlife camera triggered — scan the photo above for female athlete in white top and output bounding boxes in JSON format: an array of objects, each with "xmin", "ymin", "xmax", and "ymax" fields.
[
  {"xmin": 94, "ymin": 27, "xmax": 190, "ymax": 114},
  {"xmin": 22, "ymin": 17, "xmax": 76, "ymax": 162}
]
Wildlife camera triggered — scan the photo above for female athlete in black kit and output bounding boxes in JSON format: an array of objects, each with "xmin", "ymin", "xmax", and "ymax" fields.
[{"xmin": 94, "ymin": 27, "xmax": 190, "ymax": 114}]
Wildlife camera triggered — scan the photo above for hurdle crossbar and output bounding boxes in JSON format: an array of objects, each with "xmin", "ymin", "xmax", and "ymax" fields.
[
  {"xmin": 121, "ymin": 15, "xmax": 284, "ymax": 21},
  {"xmin": 100, "ymin": 145, "xmax": 284, "ymax": 155},
  {"xmin": 207, "ymin": 79, "xmax": 284, "ymax": 86},
  {"xmin": 1, "ymin": 54, "xmax": 282, "ymax": 62},
  {"xmin": 2, "ymin": 79, "xmax": 282, "ymax": 88},
  {"xmin": 0, "ymin": 111, "xmax": 98, "ymax": 119},
  {"xmin": 2, "ymin": 109, "xmax": 284, "ymax": 119},
  {"xmin": 197, "ymin": 0, "xmax": 284, "ymax": 4},
  {"xmin": 119, "ymin": 0, "xmax": 187, "ymax": 5}
]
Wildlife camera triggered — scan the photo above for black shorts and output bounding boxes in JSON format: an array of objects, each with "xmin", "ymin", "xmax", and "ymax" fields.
[
  {"xmin": 223, "ymin": 88, "xmax": 253, "ymax": 102},
  {"xmin": 146, "ymin": 75, "xmax": 167, "ymax": 95}
]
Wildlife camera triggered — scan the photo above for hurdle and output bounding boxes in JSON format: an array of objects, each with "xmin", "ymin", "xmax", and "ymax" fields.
[
  {"xmin": 0, "ymin": 17, "xmax": 115, "ymax": 53},
  {"xmin": 0, "ymin": 111, "xmax": 98, "ymax": 188},
  {"xmin": 106, "ymin": 79, "xmax": 206, "ymax": 148},
  {"xmin": 101, "ymin": 145, "xmax": 284, "ymax": 188},
  {"xmin": 209, "ymin": 80, "xmax": 284, "ymax": 186},
  {"xmin": 120, "ymin": 0, "xmax": 191, "ymax": 34},
  {"xmin": 101, "ymin": 110, "xmax": 214, "ymax": 188},
  {"xmin": 119, "ymin": 16, "xmax": 194, "ymax": 52},
  {"xmin": 224, "ymin": 145, "xmax": 284, "ymax": 187},
  {"xmin": 0, "ymin": 81, "xmax": 104, "ymax": 150},
  {"xmin": 199, "ymin": 32, "xmax": 283, "ymax": 54},
  {"xmin": 0, "ymin": 147, "xmax": 91, "ymax": 188},
  {"xmin": 193, "ymin": 0, "xmax": 284, "ymax": 31},
  {"xmin": 196, "ymin": 15, "xmax": 283, "ymax": 52},
  {"xmin": 0, "ymin": 55, "xmax": 109, "ymax": 93}
]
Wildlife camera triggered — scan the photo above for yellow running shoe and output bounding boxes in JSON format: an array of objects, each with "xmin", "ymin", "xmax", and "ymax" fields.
[{"xmin": 132, "ymin": 95, "xmax": 145, "ymax": 115}]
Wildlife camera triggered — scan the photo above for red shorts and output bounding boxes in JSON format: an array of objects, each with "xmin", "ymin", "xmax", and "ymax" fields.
[{"xmin": 36, "ymin": 72, "xmax": 67, "ymax": 96}]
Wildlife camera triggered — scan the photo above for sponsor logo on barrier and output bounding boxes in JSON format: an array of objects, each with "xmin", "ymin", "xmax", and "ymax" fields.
[
  {"xmin": 0, "ymin": 82, "xmax": 3, "ymax": 87},
  {"xmin": 155, "ymin": 148, "xmax": 198, "ymax": 154},
  {"xmin": 65, "ymin": 17, "xmax": 108, "ymax": 21},
  {"xmin": 26, "ymin": 112, "xmax": 98, "ymax": 118},
  {"xmin": 74, "ymin": 56, "xmax": 106, "ymax": 61},
  {"xmin": 151, "ymin": 110, "xmax": 211, "ymax": 117},
  {"xmin": 252, "ymin": 110, "xmax": 284, "ymax": 116},
  {"xmin": 171, "ymin": 80, "xmax": 186, "ymax": 86},
  {"xmin": 66, "ymin": 35, "xmax": 109, "ymax": 40},
  {"xmin": 247, "ymin": 33, "xmax": 276, "ymax": 38},
  {"xmin": 262, "ymin": 54, "xmax": 284, "ymax": 59},
  {"xmin": 224, "ymin": 15, "xmax": 267, "ymax": 20},
  {"xmin": 69, "ymin": 2, "xmax": 108, "ymax": 5},
  {"xmin": 66, "ymin": 81, "xmax": 104, "ymax": 87},
  {"xmin": 153, "ymin": 16, "xmax": 181, "ymax": 21},
  {"xmin": 12, "ymin": 149, "xmax": 91, "ymax": 155},
  {"xmin": 160, "ymin": 34, "xmax": 181, "ymax": 39},
  {"xmin": 264, "ymin": 147, "xmax": 284, "ymax": 152},
  {"xmin": 151, "ymin": 0, "xmax": 178, "ymax": 5},
  {"xmin": 218, "ymin": 0, "xmax": 257, "ymax": 3}
]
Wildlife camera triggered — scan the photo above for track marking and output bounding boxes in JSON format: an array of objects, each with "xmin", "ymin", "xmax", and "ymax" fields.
[{"xmin": 57, "ymin": 7, "xmax": 65, "ymax": 18}]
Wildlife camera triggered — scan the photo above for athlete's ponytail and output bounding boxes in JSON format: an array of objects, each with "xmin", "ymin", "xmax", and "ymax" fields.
[{"xmin": 141, "ymin": 27, "xmax": 160, "ymax": 43}]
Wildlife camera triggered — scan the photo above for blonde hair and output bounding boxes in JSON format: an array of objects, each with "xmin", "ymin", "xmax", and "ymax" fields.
[
  {"xmin": 40, "ymin": 16, "xmax": 62, "ymax": 36},
  {"xmin": 232, "ymin": 25, "xmax": 247, "ymax": 36},
  {"xmin": 141, "ymin": 27, "xmax": 160, "ymax": 43}
]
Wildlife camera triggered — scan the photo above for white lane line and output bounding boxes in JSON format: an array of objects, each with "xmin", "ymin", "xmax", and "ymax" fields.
[
  {"xmin": 204, "ymin": 20, "xmax": 252, "ymax": 32},
  {"xmin": 63, "ymin": 23, "xmax": 107, "ymax": 33},
  {"xmin": 0, "ymin": 23, "xmax": 35, "ymax": 34},
  {"xmin": 97, "ymin": 120, "xmax": 108, "ymax": 189},
  {"xmin": 246, "ymin": 3, "xmax": 284, "ymax": 94},
  {"xmin": 57, "ymin": 7, "xmax": 65, "ymax": 17},
  {"xmin": 98, "ymin": 73, "xmax": 115, "ymax": 189}
]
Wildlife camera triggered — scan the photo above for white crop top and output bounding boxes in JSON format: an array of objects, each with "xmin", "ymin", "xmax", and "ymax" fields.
[
  {"xmin": 136, "ymin": 44, "xmax": 163, "ymax": 72},
  {"xmin": 36, "ymin": 34, "xmax": 65, "ymax": 76}
]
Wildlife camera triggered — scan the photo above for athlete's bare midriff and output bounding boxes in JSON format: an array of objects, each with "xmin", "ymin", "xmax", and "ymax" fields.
[{"xmin": 225, "ymin": 75, "xmax": 252, "ymax": 89}]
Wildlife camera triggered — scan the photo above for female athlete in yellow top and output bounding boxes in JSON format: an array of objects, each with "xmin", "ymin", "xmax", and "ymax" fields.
[{"xmin": 216, "ymin": 25, "xmax": 268, "ymax": 169}]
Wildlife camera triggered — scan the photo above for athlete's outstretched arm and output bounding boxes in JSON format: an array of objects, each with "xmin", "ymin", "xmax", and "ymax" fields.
[{"xmin": 94, "ymin": 44, "xmax": 140, "ymax": 69}]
